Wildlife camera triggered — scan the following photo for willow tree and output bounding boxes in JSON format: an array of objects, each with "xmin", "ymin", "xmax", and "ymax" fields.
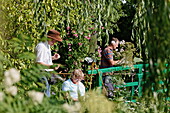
[
  {"xmin": 132, "ymin": 0, "xmax": 170, "ymax": 112},
  {"xmin": 0, "ymin": 0, "xmax": 125, "ymax": 70}
]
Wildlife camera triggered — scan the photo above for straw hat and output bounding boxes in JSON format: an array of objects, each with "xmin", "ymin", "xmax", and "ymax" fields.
[{"xmin": 47, "ymin": 29, "xmax": 62, "ymax": 42}]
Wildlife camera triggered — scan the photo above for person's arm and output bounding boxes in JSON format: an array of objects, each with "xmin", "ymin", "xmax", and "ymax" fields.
[
  {"xmin": 79, "ymin": 82, "xmax": 85, "ymax": 96},
  {"xmin": 109, "ymin": 59, "xmax": 120, "ymax": 66},
  {"xmin": 37, "ymin": 62, "xmax": 60, "ymax": 70},
  {"xmin": 37, "ymin": 62, "xmax": 51, "ymax": 67},
  {"xmin": 72, "ymin": 98, "xmax": 78, "ymax": 101},
  {"xmin": 104, "ymin": 49, "xmax": 119, "ymax": 66},
  {"xmin": 36, "ymin": 44, "xmax": 60, "ymax": 70}
]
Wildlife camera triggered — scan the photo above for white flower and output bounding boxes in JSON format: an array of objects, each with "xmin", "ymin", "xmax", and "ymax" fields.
[
  {"xmin": 5, "ymin": 86, "xmax": 18, "ymax": 96},
  {"xmin": 28, "ymin": 90, "xmax": 44, "ymax": 104},
  {"xmin": 120, "ymin": 48, "xmax": 124, "ymax": 52},
  {"xmin": 121, "ymin": 0, "xmax": 127, "ymax": 4},
  {"xmin": 4, "ymin": 76, "xmax": 13, "ymax": 86},
  {"xmin": 0, "ymin": 92, "xmax": 4, "ymax": 101},
  {"xmin": 120, "ymin": 40, "xmax": 126, "ymax": 45},
  {"xmin": 4, "ymin": 68, "xmax": 20, "ymax": 86}
]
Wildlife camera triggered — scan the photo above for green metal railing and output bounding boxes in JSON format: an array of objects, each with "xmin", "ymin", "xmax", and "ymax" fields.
[
  {"xmin": 87, "ymin": 63, "xmax": 169, "ymax": 101},
  {"xmin": 87, "ymin": 64, "xmax": 148, "ymax": 99}
]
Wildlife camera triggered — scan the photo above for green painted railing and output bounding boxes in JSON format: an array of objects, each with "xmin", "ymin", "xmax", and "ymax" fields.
[{"xmin": 87, "ymin": 63, "xmax": 169, "ymax": 101}]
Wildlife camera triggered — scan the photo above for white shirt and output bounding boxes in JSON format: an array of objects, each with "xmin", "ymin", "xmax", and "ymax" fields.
[
  {"xmin": 35, "ymin": 41, "xmax": 53, "ymax": 65},
  {"xmin": 62, "ymin": 79, "xmax": 85, "ymax": 99}
]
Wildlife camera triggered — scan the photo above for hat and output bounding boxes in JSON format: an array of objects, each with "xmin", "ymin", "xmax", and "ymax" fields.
[{"xmin": 47, "ymin": 29, "xmax": 63, "ymax": 42}]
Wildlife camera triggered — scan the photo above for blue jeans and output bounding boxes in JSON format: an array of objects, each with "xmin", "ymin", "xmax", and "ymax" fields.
[
  {"xmin": 41, "ymin": 76, "xmax": 51, "ymax": 97},
  {"xmin": 41, "ymin": 74, "xmax": 65, "ymax": 97}
]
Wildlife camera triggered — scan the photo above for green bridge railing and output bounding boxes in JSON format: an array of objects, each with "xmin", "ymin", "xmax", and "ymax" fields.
[{"xmin": 87, "ymin": 64, "xmax": 169, "ymax": 101}]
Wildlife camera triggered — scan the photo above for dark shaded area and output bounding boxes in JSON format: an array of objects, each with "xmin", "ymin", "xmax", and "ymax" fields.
[{"xmin": 113, "ymin": 2, "xmax": 136, "ymax": 42}]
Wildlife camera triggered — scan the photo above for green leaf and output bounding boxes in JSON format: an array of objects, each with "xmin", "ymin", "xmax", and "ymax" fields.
[{"xmin": 17, "ymin": 52, "xmax": 36, "ymax": 60}]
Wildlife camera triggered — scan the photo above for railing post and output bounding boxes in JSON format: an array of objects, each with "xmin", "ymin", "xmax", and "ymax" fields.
[
  {"xmin": 138, "ymin": 65, "xmax": 143, "ymax": 97},
  {"xmin": 97, "ymin": 71, "xmax": 103, "ymax": 92},
  {"xmin": 138, "ymin": 73, "xmax": 143, "ymax": 97},
  {"xmin": 131, "ymin": 86, "xmax": 135, "ymax": 100}
]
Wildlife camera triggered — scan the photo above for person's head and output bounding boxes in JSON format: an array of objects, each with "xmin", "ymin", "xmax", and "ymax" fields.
[
  {"xmin": 109, "ymin": 37, "xmax": 119, "ymax": 49},
  {"xmin": 47, "ymin": 29, "xmax": 62, "ymax": 46},
  {"xmin": 71, "ymin": 69, "xmax": 84, "ymax": 83}
]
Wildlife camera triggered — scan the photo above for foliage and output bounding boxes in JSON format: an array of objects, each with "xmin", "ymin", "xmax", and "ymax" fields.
[
  {"xmin": 0, "ymin": 0, "xmax": 126, "ymax": 71},
  {"xmin": 0, "ymin": 34, "xmax": 36, "ymax": 70},
  {"xmin": 0, "ymin": 68, "xmax": 67, "ymax": 113},
  {"xmin": 113, "ymin": 40, "xmax": 139, "ymax": 67},
  {"xmin": 131, "ymin": 0, "xmax": 148, "ymax": 58},
  {"xmin": 132, "ymin": 0, "xmax": 170, "ymax": 112},
  {"xmin": 0, "ymin": 95, "xmax": 66, "ymax": 113},
  {"xmin": 114, "ymin": 1, "xmax": 136, "ymax": 42}
]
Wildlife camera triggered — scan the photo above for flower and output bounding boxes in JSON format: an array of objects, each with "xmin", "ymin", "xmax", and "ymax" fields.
[
  {"xmin": 73, "ymin": 34, "xmax": 78, "ymax": 37},
  {"xmin": 4, "ymin": 68, "xmax": 20, "ymax": 86},
  {"xmin": 80, "ymin": 32, "xmax": 84, "ymax": 35},
  {"xmin": 92, "ymin": 31, "xmax": 97, "ymax": 34},
  {"xmin": 5, "ymin": 86, "xmax": 18, "ymax": 96},
  {"xmin": 52, "ymin": 92, "xmax": 56, "ymax": 95},
  {"xmin": 67, "ymin": 26, "xmax": 70, "ymax": 30},
  {"xmin": 0, "ymin": 92, "xmax": 4, "ymax": 101},
  {"xmin": 69, "ymin": 49, "xmax": 72, "ymax": 51},
  {"xmin": 88, "ymin": 27, "xmax": 94, "ymax": 30},
  {"xmin": 4, "ymin": 76, "xmax": 13, "ymax": 86},
  {"xmin": 28, "ymin": 90, "xmax": 44, "ymax": 104},
  {"xmin": 120, "ymin": 48, "xmax": 124, "ymax": 52},
  {"xmin": 78, "ymin": 43, "xmax": 82, "ymax": 46},
  {"xmin": 120, "ymin": 40, "xmax": 125, "ymax": 45},
  {"xmin": 73, "ymin": 61, "xmax": 78, "ymax": 65},
  {"xmin": 84, "ymin": 36, "xmax": 91, "ymax": 40},
  {"xmin": 72, "ymin": 30, "xmax": 76, "ymax": 33}
]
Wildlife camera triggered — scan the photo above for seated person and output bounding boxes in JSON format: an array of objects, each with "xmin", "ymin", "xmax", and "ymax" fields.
[{"xmin": 62, "ymin": 69, "xmax": 85, "ymax": 101}]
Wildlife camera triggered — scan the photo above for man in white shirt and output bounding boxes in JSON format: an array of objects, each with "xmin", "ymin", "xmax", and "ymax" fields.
[
  {"xmin": 35, "ymin": 29, "xmax": 63, "ymax": 97},
  {"xmin": 36, "ymin": 29, "xmax": 62, "ymax": 68}
]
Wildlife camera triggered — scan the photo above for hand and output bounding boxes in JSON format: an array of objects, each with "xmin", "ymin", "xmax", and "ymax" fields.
[
  {"xmin": 116, "ymin": 60, "xmax": 120, "ymax": 64},
  {"xmin": 52, "ymin": 53, "xmax": 60, "ymax": 60},
  {"xmin": 72, "ymin": 98, "xmax": 78, "ymax": 101},
  {"xmin": 54, "ymin": 64, "xmax": 60, "ymax": 70}
]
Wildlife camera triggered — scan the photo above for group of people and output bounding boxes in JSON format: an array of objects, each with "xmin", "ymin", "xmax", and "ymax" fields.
[{"xmin": 35, "ymin": 29, "xmax": 120, "ymax": 101}]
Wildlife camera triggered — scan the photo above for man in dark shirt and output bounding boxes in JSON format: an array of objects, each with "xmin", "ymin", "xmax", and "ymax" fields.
[
  {"xmin": 100, "ymin": 37, "xmax": 120, "ymax": 98},
  {"xmin": 100, "ymin": 37, "xmax": 120, "ymax": 68}
]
